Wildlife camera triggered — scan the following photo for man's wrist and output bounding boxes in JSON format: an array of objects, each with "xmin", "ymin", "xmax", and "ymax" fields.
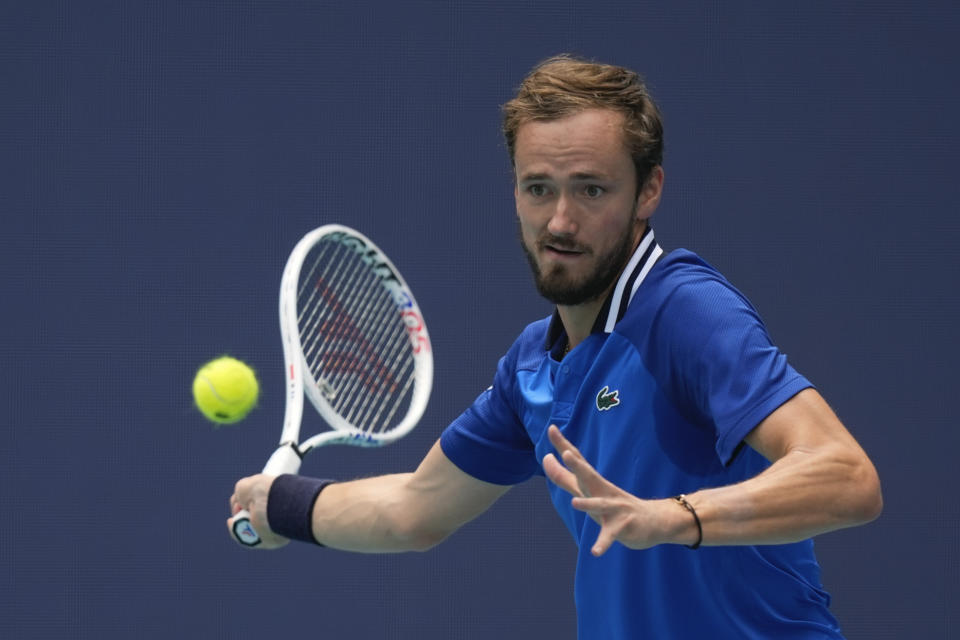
[
  {"xmin": 266, "ymin": 475, "xmax": 336, "ymax": 545},
  {"xmin": 671, "ymin": 494, "xmax": 703, "ymax": 550}
]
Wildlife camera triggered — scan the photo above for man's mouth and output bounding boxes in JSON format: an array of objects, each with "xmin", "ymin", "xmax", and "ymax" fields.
[
  {"xmin": 540, "ymin": 238, "xmax": 584, "ymax": 255},
  {"xmin": 543, "ymin": 244, "xmax": 584, "ymax": 258}
]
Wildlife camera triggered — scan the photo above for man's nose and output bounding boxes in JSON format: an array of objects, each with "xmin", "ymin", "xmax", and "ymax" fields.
[{"xmin": 547, "ymin": 193, "xmax": 578, "ymax": 236}]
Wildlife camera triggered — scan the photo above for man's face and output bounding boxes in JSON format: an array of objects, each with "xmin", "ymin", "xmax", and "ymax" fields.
[{"xmin": 513, "ymin": 109, "xmax": 656, "ymax": 306}]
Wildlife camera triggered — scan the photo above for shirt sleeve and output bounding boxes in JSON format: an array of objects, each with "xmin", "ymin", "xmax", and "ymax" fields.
[
  {"xmin": 439, "ymin": 344, "xmax": 540, "ymax": 485},
  {"xmin": 654, "ymin": 276, "xmax": 813, "ymax": 465}
]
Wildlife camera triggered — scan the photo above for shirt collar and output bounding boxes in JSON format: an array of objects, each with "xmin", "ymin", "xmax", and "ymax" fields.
[{"xmin": 544, "ymin": 226, "xmax": 663, "ymax": 351}]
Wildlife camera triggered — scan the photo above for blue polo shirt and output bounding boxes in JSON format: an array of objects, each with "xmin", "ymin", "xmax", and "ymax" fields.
[{"xmin": 440, "ymin": 229, "xmax": 843, "ymax": 639}]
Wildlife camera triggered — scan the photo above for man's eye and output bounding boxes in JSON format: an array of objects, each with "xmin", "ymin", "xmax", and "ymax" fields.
[
  {"xmin": 528, "ymin": 184, "xmax": 548, "ymax": 197},
  {"xmin": 584, "ymin": 185, "xmax": 604, "ymax": 198}
]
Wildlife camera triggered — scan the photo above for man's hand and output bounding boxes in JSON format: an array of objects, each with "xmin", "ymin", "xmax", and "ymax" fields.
[
  {"xmin": 227, "ymin": 474, "xmax": 290, "ymax": 550},
  {"xmin": 542, "ymin": 425, "xmax": 691, "ymax": 556}
]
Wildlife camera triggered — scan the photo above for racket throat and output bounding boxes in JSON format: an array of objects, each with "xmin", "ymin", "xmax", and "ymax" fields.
[
  {"xmin": 280, "ymin": 440, "xmax": 306, "ymax": 458},
  {"xmin": 261, "ymin": 441, "xmax": 305, "ymax": 476}
]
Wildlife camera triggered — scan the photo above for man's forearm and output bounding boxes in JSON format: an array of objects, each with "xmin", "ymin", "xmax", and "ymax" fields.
[
  {"xmin": 544, "ymin": 390, "xmax": 882, "ymax": 555},
  {"xmin": 310, "ymin": 473, "xmax": 444, "ymax": 552},
  {"xmin": 679, "ymin": 444, "xmax": 882, "ymax": 547},
  {"xmin": 305, "ymin": 440, "xmax": 511, "ymax": 552}
]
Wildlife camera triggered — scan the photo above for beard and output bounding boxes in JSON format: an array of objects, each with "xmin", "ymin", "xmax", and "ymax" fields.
[{"xmin": 519, "ymin": 219, "xmax": 641, "ymax": 306}]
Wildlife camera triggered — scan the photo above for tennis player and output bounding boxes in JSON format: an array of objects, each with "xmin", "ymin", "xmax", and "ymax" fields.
[{"xmin": 230, "ymin": 55, "xmax": 882, "ymax": 639}]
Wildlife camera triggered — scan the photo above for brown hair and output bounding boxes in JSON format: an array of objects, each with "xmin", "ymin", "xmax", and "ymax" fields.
[{"xmin": 502, "ymin": 54, "xmax": 664, "ymax": 189}]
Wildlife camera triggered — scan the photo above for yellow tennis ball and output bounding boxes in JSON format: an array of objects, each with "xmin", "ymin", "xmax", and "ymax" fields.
[{"xmin": 192, "ymin": 356, "xmax": 259, "ymax": 425}]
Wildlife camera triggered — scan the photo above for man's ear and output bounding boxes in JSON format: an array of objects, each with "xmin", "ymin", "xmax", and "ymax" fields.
[{"xmin": 635, "ymin": 166, "xmax": 664, "ymax": 220}]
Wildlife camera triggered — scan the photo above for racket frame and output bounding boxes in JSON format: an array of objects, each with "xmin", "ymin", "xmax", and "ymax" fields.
[
  {"xmin": 232, "ymin": 224, "xmax": 433, "ymax": 546},
  {"xmin": 280, "ymin": 224, "xmax": 433, "ymax": 456}
]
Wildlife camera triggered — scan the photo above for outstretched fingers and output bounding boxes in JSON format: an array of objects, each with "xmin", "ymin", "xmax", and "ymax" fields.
[
  {"xmin": 544, "ymin": 425, "xmax": 594, "ymax": 497},
  {"xmin": 571, "ymin": 495, "xmax": 621, "ymax": 556},
  {"xmin": 543, "ymin": 452, "xmax": 581, "ymax": 496},
  {"xmin": 591, "ymin": 525, "xmax": 619, "ymax": 557},
  {"xmin": 544, "ymin": 426, "xmax": 659, "ymax": 556},
  {"xmin": 548, "ymin": 426, "xmax": 616, "ymax": 498}
]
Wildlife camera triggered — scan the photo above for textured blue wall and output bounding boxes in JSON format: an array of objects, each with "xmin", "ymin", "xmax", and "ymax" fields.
[{"xmin": 2, "ymin": 1, "xmax": 957, "ymax": 638}]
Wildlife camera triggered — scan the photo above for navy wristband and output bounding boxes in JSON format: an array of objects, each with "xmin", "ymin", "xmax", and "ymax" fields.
[{"xmin": 266, "ymin": 475, "xmax": 335, "ymax": 545}]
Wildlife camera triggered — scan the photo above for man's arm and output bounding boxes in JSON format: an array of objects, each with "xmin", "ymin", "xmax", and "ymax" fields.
[
  {"xmin": 229, "ymin": 439, "xmax": 511, "ymax": 552},
  {"xmin": 543, "ymin": 388, "xmax": 882, "ymax": 555}
]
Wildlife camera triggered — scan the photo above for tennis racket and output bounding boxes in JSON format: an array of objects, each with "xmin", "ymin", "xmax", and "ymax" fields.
[{"xmin": 231, "ymin": 224, "xmax": 433, "ymax": 546}]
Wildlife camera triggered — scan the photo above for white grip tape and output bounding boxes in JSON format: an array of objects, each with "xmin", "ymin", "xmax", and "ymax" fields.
[{"xmin": 231, "ymin": 444, "xmax": 303, "ymax": 547}]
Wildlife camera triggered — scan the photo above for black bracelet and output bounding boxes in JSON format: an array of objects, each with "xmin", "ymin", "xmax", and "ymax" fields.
[
  {"xmin": 267, "ymin": 475, "xmax": 336, "ymax": 545},
  {"xmin": 673, "ymin": 494, "xmax": 703, "ymax": 550}
]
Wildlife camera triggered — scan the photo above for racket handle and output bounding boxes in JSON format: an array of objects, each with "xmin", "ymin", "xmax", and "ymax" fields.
[
  {"xmin": 231, "ymin": 443, "xmax": 303, "ymax": 547},
  {"xmin": 231, "ymin": 509, "xmax": 260, "ymax": 546}
]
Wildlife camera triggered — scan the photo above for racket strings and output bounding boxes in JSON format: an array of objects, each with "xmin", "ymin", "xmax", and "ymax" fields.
[
  {"xmin": 296, "ymin": 239, "xmax": 415, "ymax": 435},
  {"xmin": 331, "ymin": 308, "xmax": 414, "ymax": 434},
  {"xmin": 301, "ymin": 247, "xmax": 376, "ymax": 375},
  {"xmin": 302, "ymin": 256, "xmax": 391, "ymax": 428},
  {"xmin": 343, "ymin": 314, "xmax": 414, "ymax": 432},
  {"xmin": 330, "ymin": 294, "xmax": 401, "ymax": 408},
  {"xmin": 298, "ymin": 242, "xmax": 353, "ymax": 363},
  {"xmin": 327, "ymin": 265, "xmax": 416, "ymax": 431},
  {"xmin": 334, "ymin": 288, "xmax": 414, "ymax": 433},
  {"xmin": 301, "ymin": 245, "xmax": 381, "ymax": 388},
  {"xmin": 318, "ymin": 269, "xmax": 405, "ymax": 425},
  {"xmin": 310, "ymin": 253, "xmax": 402, "ymax": 410}
]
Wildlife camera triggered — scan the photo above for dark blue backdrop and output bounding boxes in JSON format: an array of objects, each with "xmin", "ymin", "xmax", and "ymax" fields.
[{"xmin": 2, "ymin": 1, "xmax": 957, "ymax": 638}]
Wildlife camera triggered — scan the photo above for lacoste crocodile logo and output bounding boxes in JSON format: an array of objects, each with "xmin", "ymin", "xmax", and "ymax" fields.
[{"xmin": 596, "ymin": 386, "xmax": 620, "ymax": 411}]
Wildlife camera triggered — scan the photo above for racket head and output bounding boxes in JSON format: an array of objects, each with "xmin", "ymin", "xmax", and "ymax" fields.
[{"xmin": 281, "ymin": 225, "xmax": 433, "ymax": 452}]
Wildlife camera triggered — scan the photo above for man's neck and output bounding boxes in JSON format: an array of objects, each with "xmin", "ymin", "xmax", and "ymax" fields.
[
  {"xmin": 556, "ymin": 294, "xmax": 610, "ymax": 350},
  {"xmin": 559, "ymin": 224, "xmax": 647, "ymax": 350}
]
